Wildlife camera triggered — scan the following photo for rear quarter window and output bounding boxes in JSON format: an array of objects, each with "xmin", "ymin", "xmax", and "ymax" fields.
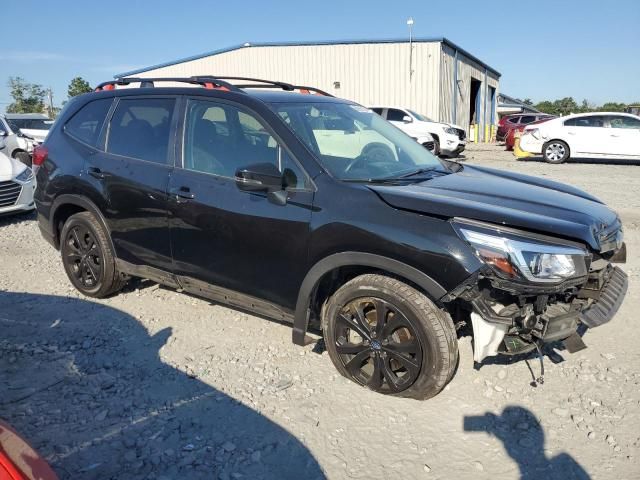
[{"xmin": 64, "ymin": 98, "xmax": 113, "ymax": 147}]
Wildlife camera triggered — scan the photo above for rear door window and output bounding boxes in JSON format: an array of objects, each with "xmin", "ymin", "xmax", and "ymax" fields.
[
  {"xmin": 519, "ymin": 115, "xmax": 536, "ymax": 124},
  {"xmin": 107, "ymin": 98, "xmax": 175, "ymax": 164},
  {"xmin": 370, "ymin": 108, "xmax": 383, "ymax": 116},
  {"xmin": 507, "ymin": 117, "xmax": 520, "ymax": 124},
  {"xmin": 64, "ymin": 98, "xmax": 113, "ymax": 147}
]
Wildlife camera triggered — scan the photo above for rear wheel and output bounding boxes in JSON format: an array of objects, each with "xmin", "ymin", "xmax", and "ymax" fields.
[
  {"xmin": 60, "ymin": 212, "xmax": 127, "ymax": 298},
  {"xmin": 322, "ymin": 274, "xmax": 458, "ymax": 400},
  {"xmin": 542, "ymin": 140, "xmax": 570, "ymax": 164}
]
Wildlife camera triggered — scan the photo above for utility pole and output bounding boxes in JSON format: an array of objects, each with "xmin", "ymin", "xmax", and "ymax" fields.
[
  {"xmin": 407, "ymin": 17, "xmax": 414, "ymax": 81},
  {"xmin": 47, "ymin": 88, "xmax": 54, "ymax": 118}
]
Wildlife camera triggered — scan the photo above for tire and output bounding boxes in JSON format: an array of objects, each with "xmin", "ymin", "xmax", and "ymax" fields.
[
  {"xmin": 542, "ymin": 140, "xmax": 570, "ymax": 164},
  {"xmin": 14, "ymin": 151, "xmax": 32, "ymax": 167},
  {"xmin": 431, "ymin": 137, "xmax": 441, "ymax": 156},
  {"xmin": 60, "ymin": 211, "xmax": 127, "ymax": 298},
  {"xmin": 322, "ymin": 274, "xmax": 458, "ymax": 400}
]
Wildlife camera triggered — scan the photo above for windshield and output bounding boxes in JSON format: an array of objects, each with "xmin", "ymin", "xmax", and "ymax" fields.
[
  {"xmin": 269, "ymin": 102, "xmax": 444, "ymax": 181},
  {"xmin": 7, "ymin": 118, "xmax": 53, "ymax": 130},
  {"xmin": 407, "ymin": 109, "xmax": 434, "ymax": 122}
]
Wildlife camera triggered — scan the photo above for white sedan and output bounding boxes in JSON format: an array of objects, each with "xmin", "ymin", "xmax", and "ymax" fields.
[
  {"xmin": 520, "ymin": 112, "xmax": 640, "ymax": 163},
  {"xmin": 0, "ymin": 144, "xmax": 35, "ymax": 217}
]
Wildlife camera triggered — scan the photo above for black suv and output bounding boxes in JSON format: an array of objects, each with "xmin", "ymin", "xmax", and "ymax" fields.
[{"xmin": 34, "ymin": 77, "xmax": 628, "ymax": 400}]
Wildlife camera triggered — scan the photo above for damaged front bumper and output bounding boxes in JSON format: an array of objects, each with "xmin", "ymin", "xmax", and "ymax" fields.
[{"xmin": 449, "ymin": 261, "xmax": 628, "ymax": 363}]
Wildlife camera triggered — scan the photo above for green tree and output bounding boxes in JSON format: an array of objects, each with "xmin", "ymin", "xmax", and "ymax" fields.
[
  {"xmin": 533, "ymin": 100, "xmax": 557, "ymax": 115},
  {"xmin": 522, "ymin": 98, "xmax": 533, "ymax": 106},
  {"xmin": 6, "ymin": 76, "xmax": 46, "ymax": 113},
  {"xmin": 67, "ymin": 76, "xmax": 92, "ymax": 98},
  {"xmin": 600, "ymin": 102, "xmax": 626, "ymax": 112}
]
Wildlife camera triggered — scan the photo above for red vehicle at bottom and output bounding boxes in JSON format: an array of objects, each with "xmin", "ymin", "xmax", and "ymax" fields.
[
  {"xmin": 506, "ymin": 117, "xmax": 555, "ymax": 151},
  {"xmin": 0, "ymin": 421, "xmax": 58, "ymax": 480}
]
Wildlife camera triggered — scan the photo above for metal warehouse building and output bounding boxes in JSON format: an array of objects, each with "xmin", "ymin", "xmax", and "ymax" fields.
[{"xmin": 117, "ymin": 38, "xmax": 501, "ymax": 142}]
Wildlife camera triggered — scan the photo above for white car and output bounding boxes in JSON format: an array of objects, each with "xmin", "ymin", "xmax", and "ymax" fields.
[
  {"xmin": 4, "ymin": 113, "xmax": 54, "ymax": 143},
  {"xmin": 0, "ymin": 138, "xmax": 35, "ymax": 217},
  {"xmin": 370, "ymin": 106, "xmax": 466, "ymax": 157},
  {"xmin": 520, "ymin": 112, "xmax": 640, "ymax": 163}
]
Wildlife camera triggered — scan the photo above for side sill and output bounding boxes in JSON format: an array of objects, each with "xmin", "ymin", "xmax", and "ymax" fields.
[{"xmin": 116, "ymin": 259, "xmax": 294, "ymax": 324}]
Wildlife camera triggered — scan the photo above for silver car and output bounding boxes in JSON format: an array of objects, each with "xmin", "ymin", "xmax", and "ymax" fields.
[{"xmin": 0, "ymin": 114, "xmax": 39, "ymax": 167}]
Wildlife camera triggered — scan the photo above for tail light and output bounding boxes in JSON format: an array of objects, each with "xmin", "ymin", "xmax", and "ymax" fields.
[{"xmin": 32, "ymin": 145, "xmax": 48, "ymax": 166}]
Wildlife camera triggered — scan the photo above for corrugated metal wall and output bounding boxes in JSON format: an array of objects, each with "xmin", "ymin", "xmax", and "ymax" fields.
[
  {"xmin": 440, "ymin": 44, "xmax": 500, "ymax": 139},
  {"xmin": 135, "ymin": 42, "xmax": 443, "ymax": 120},
  {"xmin": 134, "ymin": 41, "xmax": 499, "ymax": 141}
]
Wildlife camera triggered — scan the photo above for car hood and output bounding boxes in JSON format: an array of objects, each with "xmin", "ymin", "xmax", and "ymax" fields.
[
  {"xmin": 368, "ymin": 165, "xmax": 620, "ymax": 251},
  {"xmin": 18, "ymin": 128, "xmax": 48, "ymax": 142},
  {"xmin": 0, "ymin": 151, "xmax": 27, "ymax": 181}
]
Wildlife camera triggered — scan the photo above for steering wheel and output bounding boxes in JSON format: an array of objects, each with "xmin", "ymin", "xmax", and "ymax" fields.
[{"xmin": 344, "ymin": 142, "xmax": 396, "ymax": 173}]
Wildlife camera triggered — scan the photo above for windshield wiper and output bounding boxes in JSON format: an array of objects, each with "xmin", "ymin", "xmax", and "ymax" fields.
[{"xmin": 395, "ymin": 167, "xmax": 442, "ymax": 178}]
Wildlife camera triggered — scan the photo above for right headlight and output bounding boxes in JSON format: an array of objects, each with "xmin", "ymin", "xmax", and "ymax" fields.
[
  {"xmin": 453, "ymin": 220, "xmax": 589, "ymax": 284},
  {"xmin": 444, "ymin": 127, "xmax": 458, "ymax": 135}
]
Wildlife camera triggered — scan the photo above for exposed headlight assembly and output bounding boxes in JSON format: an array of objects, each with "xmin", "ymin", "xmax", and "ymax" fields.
[
  {"xmin": 15, "ymin": 167, "xmax": 34, "ymax": 183},
  {"xmin": 452, "ymin": 220, "xmax": 589, "ymax": 283},
  {"xmin": 444, "ymin": 127, "xmax": 458, "ymax": 135}
]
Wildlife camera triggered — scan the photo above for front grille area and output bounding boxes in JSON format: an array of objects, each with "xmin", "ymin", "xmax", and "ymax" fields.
[
  {"xmin": 455, "ymin": 128, "xmax": 466, "ymax": 141},
  {"xmin": 0, "ymin": 180, "xmax": 22, "ymax": 207}
]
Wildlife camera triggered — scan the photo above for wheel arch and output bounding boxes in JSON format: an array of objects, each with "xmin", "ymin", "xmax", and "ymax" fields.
[
  {"xmin": 544, "ymin": 138, "xmax": 571, "ymax": 153},
  {"xmin": 292, "ymin": 252, "xmax": 447, "ymax": 345},
  {"xmin": 50, "ymin": 194, "xmax": 115, "ymax": 254}
]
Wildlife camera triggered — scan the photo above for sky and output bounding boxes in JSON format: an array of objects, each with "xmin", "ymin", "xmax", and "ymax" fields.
[{"xmin": 1, "ymin": 0, "xmax": 639, "ymax": 113}]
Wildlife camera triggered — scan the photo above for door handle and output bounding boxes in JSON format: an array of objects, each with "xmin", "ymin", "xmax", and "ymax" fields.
[
  {"xmin": 169, "ymin": 186, "xmax": 195, "ymax": 202},
  {"xmin": 87, "ymin": 166, "xmax": 107, "ymax": 179}
]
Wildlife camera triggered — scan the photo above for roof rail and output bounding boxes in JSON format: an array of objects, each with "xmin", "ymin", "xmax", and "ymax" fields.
[
  {"xmin": 94, "ymin": 75, "xmax": 334, "ymax": 96},
  {"xmin": 94, "ymin": 76, "xmax": 242, "ymax": 92}
]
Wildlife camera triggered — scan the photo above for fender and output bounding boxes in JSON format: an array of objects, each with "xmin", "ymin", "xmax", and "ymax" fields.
[
  {"xmin": 292, "ymin": 252, "xmax": 448, "ymax": 345},
  {"xmin": 49, "ymin": 194, "xmax": 115, "ymax": 254}
]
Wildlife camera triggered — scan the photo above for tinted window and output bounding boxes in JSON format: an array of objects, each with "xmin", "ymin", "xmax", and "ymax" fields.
[
  {"xmin": 65, "ymin": 98, "xmax": 113, "ymax": 147},
  {"xmin": 564, "ymin": 116, "xmax": 605, "ymax": 127},
  {"xmin": 183, "ymin": 100, "xmax": 309, "ymax": 189},
  {"xmin": 519, "ymin": 115, "xmax": 536, "ymax": 124},
  {"xmin": 370, "ymin": 108, "xmax": 383, "ymax": 115},
  {"xmin": 107, "ymin": 98, "xmax": 175, "ymax": 163},
  {"xmin": 9, "ymin": 118, "xmax": 53, "ymax": 130},
  {"xmin": 608, "ymin": 116, "xmax": 640, "ymax": 129},
  {"xmin": 507, "ymin": 117, "xmax": 519, "ymax": 124},
  {"xmin": 386, "ymin": 109, "xmax": 407, "ymax": 122}
]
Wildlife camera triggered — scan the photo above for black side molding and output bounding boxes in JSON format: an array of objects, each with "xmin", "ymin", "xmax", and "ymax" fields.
[{"xmin": 292, "ymin": 252, "xmax": 447, "ymax": 346}]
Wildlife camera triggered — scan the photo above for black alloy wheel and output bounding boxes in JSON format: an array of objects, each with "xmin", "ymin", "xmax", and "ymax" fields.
[
  {"xmin": 64, "ymin": 224, "xmax": 103, "ymax": 290},
  {"xmin": 334, "ymin": 297, "xmax": 423, "ymax": 393},
  {"xmin": 59, "ymin": 211, "xmax": 127, "ymax": 298},
  {"xmin": 323, "ymin": 274, "xmax": 458, "ymax": 399}
]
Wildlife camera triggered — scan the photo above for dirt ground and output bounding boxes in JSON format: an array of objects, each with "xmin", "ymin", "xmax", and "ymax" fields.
[{"xmin": 1, "ymin": 144, "xmax": 638, "ymax": 480}]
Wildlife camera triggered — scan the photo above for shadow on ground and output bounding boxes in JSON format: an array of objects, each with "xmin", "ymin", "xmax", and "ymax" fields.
[
  {"xmin": 0, "ymin": 291, "xmax": 325, "ymax": 480},
  {"xmin": 464, "ymin": 406, "xmax": 590, "ymax": 480}
]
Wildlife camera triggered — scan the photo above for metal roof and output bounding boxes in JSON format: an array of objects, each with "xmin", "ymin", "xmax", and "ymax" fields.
[{"xmin": 115, "ymin": 37, "xmax": 501, "ymax": 78}]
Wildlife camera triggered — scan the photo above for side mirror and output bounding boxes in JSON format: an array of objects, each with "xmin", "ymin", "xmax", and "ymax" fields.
[
  {"xmin": 402, "ymin": 115, "xmax": 413, "ymax": 123},
  {"xmin": 235, "ymin": 162, "xmax": 283, "ymax": 192}
]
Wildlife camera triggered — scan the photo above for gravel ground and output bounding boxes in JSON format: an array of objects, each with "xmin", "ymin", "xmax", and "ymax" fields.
[{"xmin": 1, "ymin": 143, "xmax": 638, "ymax": 480}]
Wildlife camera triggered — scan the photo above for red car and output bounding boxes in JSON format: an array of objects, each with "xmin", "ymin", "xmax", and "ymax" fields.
[
  {"xmin": 498, "ymin": 113, "xmax": 554, "ymax": 143},
  {"xmin": 0, "ymin": 421, "xmax": 58, "ymax": 480},
  {"xmin": 505, "ymin": 117, "xmax": 555, "ymax": 150}
]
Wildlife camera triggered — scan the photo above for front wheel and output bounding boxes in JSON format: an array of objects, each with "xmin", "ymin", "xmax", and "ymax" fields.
[
  {"xmin": 322, "ymin": 274, "xmax": 458, "ymax": 400},
  {"xmin": 542, "ymin": 140, "xmax": 570, "ymax": 164},
  {"xmin": 14, "ymin": 151, "xmax": 32, "ymax": 167}
]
